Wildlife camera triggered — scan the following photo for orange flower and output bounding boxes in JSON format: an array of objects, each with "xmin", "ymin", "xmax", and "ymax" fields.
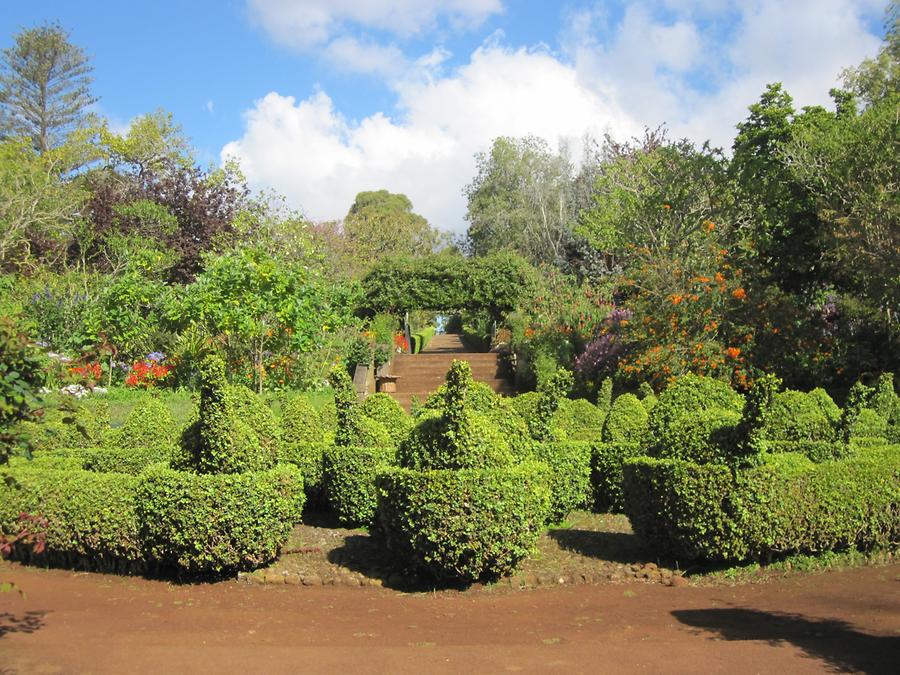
[
  {"xmin": 731, "ymin": 287, "xmax": 747, "ymax": 300},
  {"xmin": 663, "ymin": 203, "xmax": 671, "ymax": 210},
  {"xmin": 705, "ymin": 221, "xmax": 715, "ymax": 232},
  {"xmin": 670, "ymin": 294, "xmax": 684, "ymax": 305},
  {"xmin": 714, "ymin": 272, "xmax": 725, "ymax": 283},
  {"xmin": 726, "ymin": 347, "xmax": 741, "ymax": 359}
]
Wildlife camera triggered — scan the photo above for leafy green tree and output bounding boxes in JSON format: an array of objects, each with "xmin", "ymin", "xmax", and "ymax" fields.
[
  {"xmin": 0, "ymin": 318, "xmax": 44, "ymax": 463},
  {"xmin": 100, "ymin": 109, "xmax": 193, "ymax": 177},
  {"xmin": 841, "ymin": 1, "xmax": 899, "ymax": 105},
  {"xmin": 343, "ymin": 190, "xmax": 442, "ymax": 267},
  {"xmin": 465, "ymin": 136, "xmax": 576, "ymax": 266},
  {"xmin": 0, "ymin": 23, "xmax": 97, "ymax": 153}
]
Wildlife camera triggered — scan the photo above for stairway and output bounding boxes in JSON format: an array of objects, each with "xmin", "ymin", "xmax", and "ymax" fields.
[{"xmin": 387, "ymin": 334, "xmax": 514, "ymax": 410}]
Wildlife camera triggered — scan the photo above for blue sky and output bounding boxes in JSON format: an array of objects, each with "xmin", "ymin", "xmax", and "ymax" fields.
[{"xmin": 2, "ymin": 1, "xmax": 890, "ymax": 231}]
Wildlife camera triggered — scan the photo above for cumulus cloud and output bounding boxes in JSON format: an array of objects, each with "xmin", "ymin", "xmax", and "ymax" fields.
[
  {"xmin": 222, "ymin": 44, "xmax": 638, "ymax": 231},
  {"xmin": 225, "ymin": 1, "xmax": 886, "ymax": 232}
]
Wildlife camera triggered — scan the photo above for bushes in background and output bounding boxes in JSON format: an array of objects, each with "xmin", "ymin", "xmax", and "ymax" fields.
[
  {"xmin": 281, "ymin": 395, "xmax": 326, "ymax": 445},
  {"xmin": 117, "ymin": 396, "xmax": 178, "ymax": 450},
  {"xmin": 553, "ymin": 398, "xmax": 606, "ymax": 442},
  {"xmin": 323, "ymin": 445, "xmax": 396, "ymax": 526},
  {"xmin": 82, "ymin": 445, "xmax": 174, "ymax": 474},
  {"xmin": 602, "ymin": 393, "xmax": 649, "ymax": 444},
  {"xmin": 761, "ymin": 389, "xmax": 841, "ymax": 443}
]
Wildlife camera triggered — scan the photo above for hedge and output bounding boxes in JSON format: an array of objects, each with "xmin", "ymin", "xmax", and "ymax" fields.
[
  {"xmin": 136, "ymin": 463, "xmax": 303, "ymax": 576},
  {"xmin": 602, "ymin": 394, "xmax": 649, "ymax": 444},
  {"xmin": 359, "ymin": 394, "xmax": 412, "ymax": 446},
  {"xmin": 323, "ymin": 445, "xmax": 396, "ymax": 526},
  {"xmin": 82, "ymin": 445, "xmax": 175, "ymax": 474},
  {"xmin": 410, "ymin": 325, "xmax": 436, "ymax": 354},
  {"xmin": 117, "ymin": 397, "xmax": 178, "ymax": 450},
  {"xmin": 757, "ymin": 440, "xmax": 847, "ymax": 463},
  {"xmin": 279, "ymin": 441, "xmax": 329, "ymax": 503},
  {"xmin": 622, "ymin": 447, "xmax": 900, "ymax": 562},
  {"xmin": 590, "ymin": 441, "xmax": 642, "ymax": 513},
  {"xmin": 531, "ymin": 442, "xmax": 591, "ymax": 522},
  {"xmin": 761, "ymin": 389, "xmax": 841, "ymax": 443},
  {"xmin": 281, "ymin": 395, "xmax": 326, "ymax": 445},
  {"xmin": 0, "ymin": 465, "xmax": 144, "ymax": 572},
  {"xmin": 376, "ymin": 462, "xmax": 551, "ymax": 583}
]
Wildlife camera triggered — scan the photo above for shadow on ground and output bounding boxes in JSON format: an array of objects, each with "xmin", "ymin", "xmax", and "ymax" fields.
[
  {"xmin": 672, "ymin": 607, "xmax": 900, "ymax": 674},
  {"xmin": 547, "ymin": 529, "xmax": 652, "ymax": 566},
  {"xmin": 0, "ymin": 611, "xmax": 48, "ymax": 638}
]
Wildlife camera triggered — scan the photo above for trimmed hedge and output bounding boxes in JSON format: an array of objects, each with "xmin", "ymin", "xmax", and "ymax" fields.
[
  {"xmin": 118, "ymin": 397, "xmax": 178, "ymax": 450},
  {"xmin": 323, "ymin": 445, "xmax": 396, "ymax": 526},
  {"xmin": 376, "ymin": 462, "xmax": 551, "ymax": 582},
  {"xmin": 0, "ymin": 465, "xmax": 143, "ymax": 572},
  {"xmin": 849, "ymin": 408, "xmax": 889, "ymax": 441},
  {"xmin": 410, "ymin": 325, "xmax": 436, "ymax": 354},
  {"xmin": 622, "ymin": 447, "xmax": 900, "ymax": 562},
  {"xmin": 136, "ymin": 463, "xmax": 303, "ymax": 576},
  {"xmin": 279, "ymin": 441, "xmax": 328, "ymax": 502},
  {"xmin": 531, "ymin": 442, "xmax": 591, "ymax": 522},
  {"xmin": 82, "ymin": 445, "xmax": 175, "ymax": 474},
  {"xmin": 762, "ymin": 389, "xmax": 841, "ymax": 443},
  {"xmin": 602, "ymin": 394, "xmax": 649, "ymax": 444},
  {"xmin": 399, "ymin": 409, "xmax": 514, "ymax": 470},
  {"xmin": 359, "ymin": 394, "xmax": 412, "ymax": 446},
  {"xmin": 590, "ymin": 441, "xmax": 642, "ymax": 513},
  {"xmin": 281, "ymin": 395, "xmax": 326, "ymax": 445},
  {"xmin": 758, "ymin": 440, "xmax": 847, "ymax": 463}
]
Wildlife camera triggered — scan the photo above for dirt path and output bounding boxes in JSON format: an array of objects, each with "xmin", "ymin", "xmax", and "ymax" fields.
[{"xmin": 1, "ymin": 562, "xmax": 898, "ymax": 674}]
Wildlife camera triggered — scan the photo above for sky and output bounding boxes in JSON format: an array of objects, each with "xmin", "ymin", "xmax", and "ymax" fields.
[{"xmin": 2, "ymin": 1, "xmax": 890, "ymax": 232}]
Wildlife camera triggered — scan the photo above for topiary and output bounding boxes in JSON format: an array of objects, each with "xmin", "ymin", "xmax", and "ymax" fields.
[
  {"xmin": 329, "ymin": 366, "xmax": 363, "ymax": 447},
  {"xmin": 181, "ymin": 354, "xmax": 281, "ymax": 474},
  {"xmin": 528, "ymin": 369, "xmax": 573, "ymax": 442},
  {"xmin": 552, "ymin": 398, "xmax": 605, "ymax": 442},
  {"xmin": 118, "ymin": 396, "xmax": 178, "ymax": 450},
  {"xmin": 323, "ymin": 445, "xmax": 396, "ymax": 526},
  {"xmin": 281, "ymin": 395, "xmax": 325, "ymax": 445},
  {"xmin": 849, "ymin": 408, "xmax": 889, "ymax": 440},
  {"xmin": 645, "ymin": 374, "xmax": 744, "ymax": 463},
  {"xmin": 532, "ymin": 441, "xmax": 592, "ymax": 521},
  {"xmin": 871, "ymin": 373, "xmax": 896, "ymax": 421},
  {"xmin": 596, "ymin": 377, "xmax": 613, "ymax": 419},
  {"xmin": 355, "ymin": 415, "xmax": 393, "ymax": 448},
  {"xmin": 761, "ymin": 389, "xmax": 841, "ymax": 443},
  {"xmin": 510, "ymin": 391, "xmax": 540, "ymax": 423},
  {"xmin": 359, "ymin": 393, "xmax": 412, "ymax": 446},
  {"xmin": 602, "ymin": 393, "xmax": 649, "ymax": 444}
]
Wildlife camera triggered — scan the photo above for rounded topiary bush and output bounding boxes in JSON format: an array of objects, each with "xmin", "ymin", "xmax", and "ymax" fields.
[
  {"xmin": 849, "ymin": 408, "xmax": 889, "ymax": 440},
  {"xmin": 553, "ymin": 398, "xmax": 606, "ymax": 442},
  {"xmin": 323, "ymin": 445, "xmax": 396, "ymax": 526},
  {"xmin": 378, "ymin": 360, "xmax": 551, "ymax": 583},
  {"xmin": 136, "ymin": 463, "xmax": 303, "ymax": 576},
  {"xmin": 510, "ymin": 391, "xmax": 540, "ymax": 425},
  {"xmin": 602, "ymin": 393, "xmax": 649, "ymax": 444},
  {"xmin": 645, "ymin": 374, "xmax": 744, "ymax": 463},
  {"xmin": 118, "ymin": 396, "xmax": 178, "ymax": 450},
  {"xmin": 281, "ymin": 395, "xmax": 325, "ymax": 445},
  {"xmin": 762, "ymin": 389, "xmax": 841, "ymax": 443},
  {"xmin": 359, "ymin": 394, "xmax": 412, "ymax": 446}
]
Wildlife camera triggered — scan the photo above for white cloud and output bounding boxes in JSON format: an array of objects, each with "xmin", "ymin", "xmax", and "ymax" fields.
[
  {"xmin": 247, "ymin": 0, "xmax": 503, "ymax": 49},
  {"xmin": 224, "ymin": 1, "xmax": 887, "ymax": 233},
  {"xmin": 222, "ymin": 44, "xmax": 638, "ymax": 232},
  {"xmin": 205, "ymin": 100, "xmax": 215, "ymax": 114}
]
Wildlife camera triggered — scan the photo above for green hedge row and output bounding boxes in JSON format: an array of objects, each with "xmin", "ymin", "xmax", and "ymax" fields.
[
  {"xmin": 531, "ymin": 442, "xmax": 591, "ymax": 522},
  {"xmin": 590, "ymin": 442, "xmax": 642, "ymax": 513},
  {"xmin": 0, "ymin": 463, "xmax": 304, "ymax": 576},
  {"xmin": 622, "ymin": 447, "xmax": 900, "ymax": 562},
  {"xmin": 409, "ymin": 325, "xmax": 436, "ymax": 354},
  {"xmin": 376, "ymin": 462, "xmax": 551, "ymax": 583},
  {"xmin": 137, "ymin": 463, "xmax": 303, "ymax": 576},
  {"xmin": 82, "ymin": 445, "xmax": 176, "ymax": 474},
  {"xmin": 323, "ymin": 446, "xmax": 396, "ymax": 526},
  {"xmin": 279, "ymin": 441, "xmax": 328, "ymax": 503}
]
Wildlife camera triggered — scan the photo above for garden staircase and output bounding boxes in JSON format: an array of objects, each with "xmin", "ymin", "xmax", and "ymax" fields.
[{"xmin": 388, "ymin": 334, "xmax": 514, "ymax": 410}]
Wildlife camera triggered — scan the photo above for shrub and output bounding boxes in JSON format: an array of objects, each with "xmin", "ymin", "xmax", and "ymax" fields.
[
  {"xmin": 510, "ymin": 391, "xmax": 540, "ymax": 425},
  {"xmin": 281, "ymin": 395, "xmax": 325, "ymax": 445},
  {"xmin": 330, "ymin": 365, "xmax": 363, "ymax": 447},
  {"xmin": 761, "ymin": 389, "xmax": 841, "ymax": 443},
  {"xmin": 0, "ymin": 465, "xmax": 143, "ymax": 572},
  {"xmin": 398, "ymin": 410, "xmax": 513, "ymax": 470},
  {"xmin": 758, "ymin": 440, "xmax": 847, "ymax": 463},
  {"xmin": 590, "ymin": 441, "xmax": 642, "ymax": 513},
  {"xmin": 531, "ymin": 442, "xmax": 591, "ymax": 521},
  {"xmin": 279, "ymin": 441, "xmax": 329, "ymax": 503},
  {"xmin": 602, "ymin": 394, "xmax": 649, "ymax": 444},
  {"xmin": 83, "ymin": 445, "xmax": 174, "ymax": 474},
  {"xmin": 359, "ymin": 394, "xmax": 412, "ymax": 446},
  {"xmin": 376, "ymin": 462, "xmax": 551, "ymax": 583},
  {"xmin": 849, "ymin": 408, "xmax": 889, "ymax": 440},
  {"xmin": 8, "ymin": 453, "xmax": 87, "ymax": 471},
  {"xmin": 117, "ymin": 396, "xmax": 178, "ymax": 450},
  {"xmin": 871, "ymin": 373, "xmax": 896, "ymax": 420},
  {"xmin": 136, "ymin": 463, "xmax": 303, "ymax": 576},
  {"xmin": 622, "ymin": 447, "xmax": 900, "ymax": 562},
  {"xmin": 644, "ymin": 374, "xmax": 744, "ymax": 463},
  {"xmin": 529, "ymin": 369, "xmax": 573, "ymax": 442},
  {"xmin": 323, "ymin": 445, "xmax": 396, "ymax": 526},
  {"xmin": 553, "ymin": 398, "xmax": 605, "ymax": 442},
  {"xmin": 182, "ymin": 355, "xmax": 280, "ymax": 474}
]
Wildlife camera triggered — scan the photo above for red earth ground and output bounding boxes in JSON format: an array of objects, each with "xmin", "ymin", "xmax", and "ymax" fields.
[{"xmin": 1, "ymin": 561, "xmax": 898, "ymax": 674}]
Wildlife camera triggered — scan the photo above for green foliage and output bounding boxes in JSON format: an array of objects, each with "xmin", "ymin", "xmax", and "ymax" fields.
[
  {"xmin": 761, "ymin": 388, "xmax": 841, "ymax": 443},
  {"xmin": 552, "ymin": 398, "xmax": 605, "ymax": 442},
  {"xmin": 602, "ymin": 394, "xmax": 649, "ymax": 444},
  {"xmin": 531, "ymin": 441, "xmax": 592, "ymax": 522},
  {"xmin": 359, "ymin": 393, "xmax": 412, "ymax": 446},
  {"xmin": 849, "ymin": 408, "xmax": 889, "ymax": 440},
  {"xmin": 758, "ymin": 440, "xmax": 847, "ymax": 464},
  {"xmin": 183, "ymin": 354, "xmax": 280, "ymax": 474},
  {"xmin": 323, "ymin": 445, "xmax": 396, "ymax": 526},
  {"xmin": 590, "ymin": 441, "xmax": 642, "ymax": 513},
  {"xmin": 409, "ymin": 325, "xmax": 435, "ymax": 354},
  {"xmin": 0, "ymin": 465, "xmax": 143, "ymax": 571},
  {"xmin": 82, "ymin": 445, "xmax": 174, "ymax": 474},
  {"xmin": 597, "ymin": 377, "xmax": 613, "ymax": 417},
  {"xmin": 530, "ymin": 369, "xmax": 573, "ymax": 441},
  {"xmin": 329, "ymin": 365, "xmax": 362, "ymax": 446},
  {"xmin": 644, "ymin": 374, "xmax": 745, "ymax": 463},
  {"xmin": 376, "ymin": 462, "xmax": 551, "ymax": 583},
  {"xmin": 871, "ymin": 373, "xmax": 897, "ymax": 420},
  {"xmin": 0, "ymin": 318, "xmax": 46, "ymax": 462},
  {"xmin": 136, "ymin": 463, "xmax": 303, "ymax": 576},
  {"xmin": 623, "ymin": 447, "xmax": 900, "ymax": 562},
  {"xmin": 280, "ymin": 395, "xmax": 325, "ymax": 445},
  {"xmin": 278, "ymin": 441, "xmax": 328, "ymax": 503},
  {"xmin": 117, "ymin": 396, "xmax": 177, "ymax": 450}
]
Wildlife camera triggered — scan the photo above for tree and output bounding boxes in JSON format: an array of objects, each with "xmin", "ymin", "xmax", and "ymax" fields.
[
  {"xmin": 0, "ymin": 23, "xmax": 97, "ymax": 153},
  {"xmin": 841, "ymin": 1, "xmax": 899, "ymax": 105},
  {"xmin": 465, "ymin": 136, "xmax": 576, "ymax": 266},
  {"xmin": 100, "ymin": 109, "xmax": 193, "ymax": 178},
  {"xmin": 343, "ymin": 190, "xmax": 442, "ymax": 266}
]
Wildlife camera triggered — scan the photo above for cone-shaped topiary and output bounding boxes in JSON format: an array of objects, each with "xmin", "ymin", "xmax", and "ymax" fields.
[
  {"xmin": 118, "ymin": 396, "xmax": 178, "ymax": 450},
  {"xmin": 602, "ymin": 393, "xmax": 649, "ymax": 444},
  {"xmin": 281, "ymin": 395, "xmax": 325, "ymax": 445},
  {"xmin": 359, "ymin": 393, "xmax": 412, "ymax": 446}
]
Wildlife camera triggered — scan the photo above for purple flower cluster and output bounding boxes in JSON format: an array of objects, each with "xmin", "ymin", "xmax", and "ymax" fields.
[
  {"xmin": 146, "ymin": 352, "xmax": 166, "ymax": 363},
  {"xmin": 574, "ymin": 308, "xmax": 632, "ymax": 380}
]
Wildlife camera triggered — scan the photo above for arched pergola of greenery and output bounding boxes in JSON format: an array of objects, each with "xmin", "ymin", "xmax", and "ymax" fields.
[{"xmin": 360, "ymin": 251, "xmax": 539, "ymax": 321}]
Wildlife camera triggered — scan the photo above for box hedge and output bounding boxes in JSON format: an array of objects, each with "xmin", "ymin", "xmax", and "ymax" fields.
[
  {"xmin": 136, "ymin": 463, "xmax": 303, "ymax": 576},
  {"xmin": 602, "ymin": 394, "xmax": 649, "ymax": 444},
  {"xmin": 761, "ymin": 389, "xmax": 841, "ymax": 443},
  {"xmin": 590, "ymin": 441, "xmax": 642, "ymax": 513},
  {"xmin": 531, "ymin": 441, "xmax": 592, "ymax": 522},
  {"xmin": 280, "ymin": 395, "xmax": 327, "ymax": 445},
  {"xmin": 622, "ymin": 447, "xmax": 900, "ymax": 562},
  {"xmin": 117, "ymin": 397, "xmax": 178, "ymax": 450},
  {"xmin": 376, "ymin": 462, "xmax": 551, "ymax": 583},
  {"xmin": 323, "ymin": 445, "xmax": 396, "ymax": 526},
  {"xmin": 359, "ymin": 393, "xmax": 413, "ymax": 446},
  {"xmin": 82, "ymin": 444, "xmax": 175, "ymax": 474},
  {"xmin": 0, "ymin": 465, "xmax": 144, "ymax": 573},
  {"xmin": 279, "ymin": 441, "xmax": 329, "ymax": 503}
]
